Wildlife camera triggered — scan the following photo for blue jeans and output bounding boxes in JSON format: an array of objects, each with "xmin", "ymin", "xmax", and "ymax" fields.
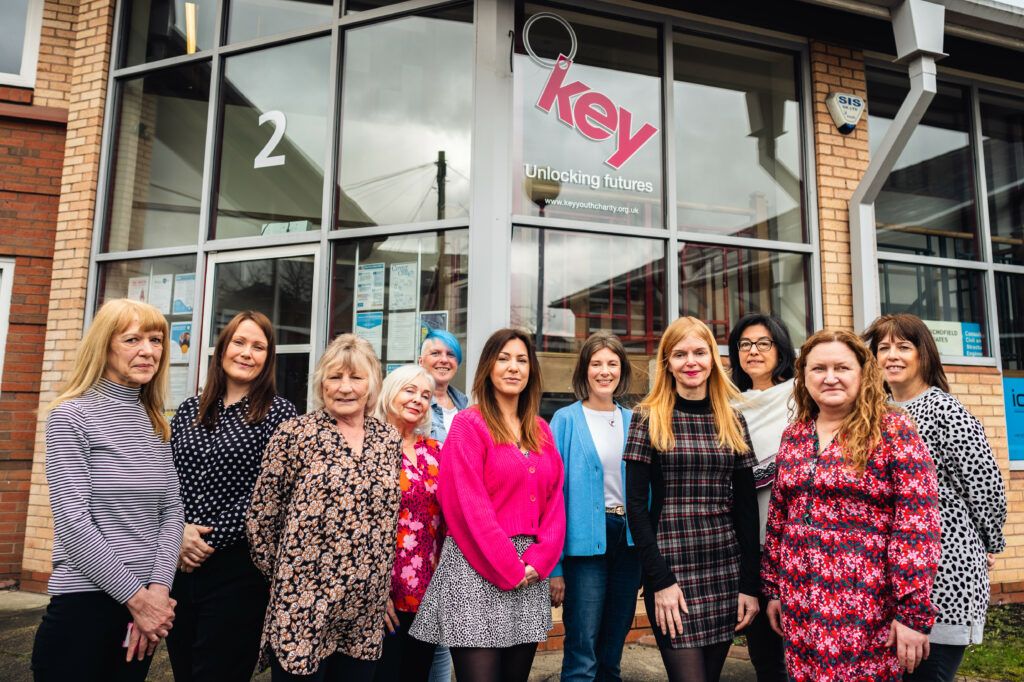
[
  {"xmin": 560, "ymin": 514, "xmax": 642, "ymax": 682},
  {"xmin": 428, "ymin": 646, "xmax": 451, "ymax": 682},
  {"xmin": 903, "ymin": 642, "xmax": 966, "ymax": 682}
]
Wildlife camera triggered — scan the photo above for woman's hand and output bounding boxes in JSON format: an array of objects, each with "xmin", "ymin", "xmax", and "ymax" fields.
[
  {"xmin": 549, "ymin": 576, "xmax": 565, "ymax": 607},
  {"xmin": 653, "ymin": 584, "xmax": 689, "ymax": 639},
  {"xmin": 178, "ymin": 524, "xmax": 215, "ymax": 572},
  {"xmin": 524, "ymin": 564, "xmax": 540, "ymax": 585},
  {"xmin": 384, "ymin": 598, "xmax": 399, "ymax": 634},
  {"xmin": 766, "ymin": 599, "xmax": 785, "ymax": 637},
  {"xmin": 735, "ymin": 592, "xmax": 759, "ymax": 631},
  {"xmin": 987, "ymin": 553, "xmax": 997, "ymax": 571},
  {"xmin": 886, "ymin": 620, "xmax": 930, "ymax": 673},
  {"xmin": 126, "ymin": 586, "xmax": 175, "ymax": 642}
]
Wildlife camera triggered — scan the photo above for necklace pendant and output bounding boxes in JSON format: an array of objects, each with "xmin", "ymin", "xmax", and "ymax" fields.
[{"xmin": 608, "ymin": 418, "xmax": 615, "ymax": 427}]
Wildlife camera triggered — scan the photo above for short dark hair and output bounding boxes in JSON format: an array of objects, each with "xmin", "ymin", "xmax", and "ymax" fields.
[
  {"xmin": 571, "ymin": 332, "xmax": 632, "ymax": 401},
  {"xmin": 862, "ymin": 313, "xmax": 950, "ymax": 393},
  {"xmin": 727, "ymin": 314, "xmax": 797, "ymax": 392}
]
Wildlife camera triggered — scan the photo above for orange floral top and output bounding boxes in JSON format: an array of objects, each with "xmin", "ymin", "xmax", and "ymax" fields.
[{"xmin": 390, "ymin": 435, "xmax": 443, "ymax": 613}]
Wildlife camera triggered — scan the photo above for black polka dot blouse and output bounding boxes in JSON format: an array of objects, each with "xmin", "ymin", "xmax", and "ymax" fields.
[{"xmin": 170, "ymin": 394, "xmax": 297, "ymax": 550}]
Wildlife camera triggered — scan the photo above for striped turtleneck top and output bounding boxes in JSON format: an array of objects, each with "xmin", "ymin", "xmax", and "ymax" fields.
[{"xmin": 45, "ymin": 378, "xmax": 184, "ymax": 603}]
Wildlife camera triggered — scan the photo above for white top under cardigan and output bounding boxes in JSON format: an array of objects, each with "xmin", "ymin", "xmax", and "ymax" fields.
[
  {"xmin": 733, "ymin": 378, "xmax": 794, "ymax": 545},
  {"xmin": 581, "ymin": 405, "xmax": 625, "ymax": 507}
]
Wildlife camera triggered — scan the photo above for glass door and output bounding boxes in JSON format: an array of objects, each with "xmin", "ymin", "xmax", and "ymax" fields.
[{"xmin": 200, "ymin": 245, "xmax": 319, "ymax": 413}]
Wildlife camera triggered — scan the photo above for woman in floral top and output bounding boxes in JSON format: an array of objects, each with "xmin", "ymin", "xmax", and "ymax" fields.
[
  {"xmin": 246, "ymin": 334, "xmax": 401, "ymax": 682},
  {"xmin": 761, "ymin": 330, "xmax": 941, "ymax": 682},
  {"xmin": 372, "ymin": 364, "xmax": 444, "ymax": 682}
]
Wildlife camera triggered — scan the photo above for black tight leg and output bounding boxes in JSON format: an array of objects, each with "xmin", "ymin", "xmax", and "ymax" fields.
[
  {"xmin": 658, "ymin": 641, "xmax": 733, "ymax": 682},
  {"xmin": 450, "ymin": 643, "xmax": 538, "ymax": 682}
]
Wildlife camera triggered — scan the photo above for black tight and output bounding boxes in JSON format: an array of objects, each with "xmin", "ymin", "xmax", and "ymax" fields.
[
  {"xmin": 657, "ymin": 641, "xmax": 732, "ymax": 682},
  {"xmin": 450, "ymin": 643, "xmax": 538, "ymax": 682}
]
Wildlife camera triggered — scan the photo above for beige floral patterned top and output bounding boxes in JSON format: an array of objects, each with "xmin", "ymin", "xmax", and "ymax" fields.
[{"xmin": 246, "ymin": 409, "xmax": 402, "ymax": 675}]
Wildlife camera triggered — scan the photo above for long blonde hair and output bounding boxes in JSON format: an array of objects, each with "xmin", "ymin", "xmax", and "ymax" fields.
[
  {"xmin": 51, "ymin": 299, "xmax": 171, "ymax": 440},
  {"xmin": 636, "ymin": 317, "xmax": 749, "ymax": 453},
  {"xmin": 793, "ymin": 329, "xmax": 894, "ymax": 473}
]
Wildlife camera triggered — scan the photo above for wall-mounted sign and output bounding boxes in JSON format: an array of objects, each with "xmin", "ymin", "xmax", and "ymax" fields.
[
  {"xmin": 1004, "ymin": 377, "xmax": 1024, "ymax": 463},
  {"xmin": 923, "ymin": 319, "xmax": 983, "ymax": 357},
  {"xmin": 825, "ymin": 93, "xmax": 865, "ymax": 135}
]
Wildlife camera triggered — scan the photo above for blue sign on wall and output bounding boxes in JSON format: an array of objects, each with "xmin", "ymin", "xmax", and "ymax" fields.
[
  {"xmin": 961, "ymin": 322, "xmax": 983, "ymax": 357},
  {"xmin": 1005, "ymin": 377, "xmax": 1024, "ymax": 463}
]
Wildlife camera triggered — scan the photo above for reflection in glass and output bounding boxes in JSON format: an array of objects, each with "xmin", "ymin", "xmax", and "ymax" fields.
[
  {"xmin": 331, "ymin": 231, "xmax": 469, "ymax": 390},
  {"xmin": 105, "ymin": 63, "xmax": 210, "ymax": 252},
  {"xmin": 123, "ymin": 0, "xmax": 217, "ymax": 66},
  {"xmin": 513, "ymin": 5, "xmax": 663, "ymax": 228},
  {"xmin": 674, "ymin": 34, "xmax": 805, "ymax": 242},
  {"xmin": 868, "ymin": 70, "xmax": 978, "ymax": 260},
  {"xmin": 879, "ymin": 262, "xmax": 987, "ymax": 356},
  {"xmin": 338, "ymin": 6, "xmax": 473, "ymax": 228},
  {"xmin": 276, "ymin": 352, "xmax": 310, "ymax": 414},
  {"xmin": 345, "ymin": 0, "xmax": 406, "ymax": 13},
  {"xmin": 511, "ymin": 227, "xmax": 665, "ymax": 355},
  {"xmin": 980, "ymin": 91, "xmax": 1024, "ymax": 266},
  {"xmin": 215, "ymin": 37, "xmax": 330, "ymax": 239},
  {"xmin": 227, "ymin": 0, "xmax": 333, "ymax": 44},
  {"xmin": 0, "ymin": 0, "xmax": 29, "ymax": 74},
  {"xmin": 996, "ymin": 273, "xmax": 1024, "ymax": 371},
  {"xmin": 211, "ymin": 256, "xmax": 315, "ymax": 345},
  {"xmin": 679, "ymin": 244, "xmax": 810, "ymax": 345}
]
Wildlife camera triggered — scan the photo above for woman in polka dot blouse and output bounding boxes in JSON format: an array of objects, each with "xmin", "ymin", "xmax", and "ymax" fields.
[{"xmin": 165, "ymin": 311, "xmax": 297, "ymax": 681}]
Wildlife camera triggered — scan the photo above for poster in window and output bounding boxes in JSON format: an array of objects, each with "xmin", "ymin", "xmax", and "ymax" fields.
[
  {"xmin": 387, "ymin": 311, "xmax": 417, "ymax": 362},
  {"xmin": 150, "ymin": 274, "xmax": 174, "ymax": 314},
  {"xmin": 923, "ymin": 320, "xmax": 983, "ymax": 357},
  {"xmin": 356, "ymin": 263, "xmax": 385, "ymax": 311},
  {"xmin": 168, "ymin": 365, "xmax": 191, "ymax": 411},
  {"xmin": 389, "ymin": 262, "xmax": 418, "ymax": 311},
  {"xmin": 170, "ymin": 322, "xmax": 192, "ymax": 364},
  {"xmin": 172, "ymin": 273, "xmax": 196, "ymax": 314},
  {"xmin": 127, "ymin": 276, "xmax": 149, "ymax": 303},
  {"xmin": 1005, "ymin": 377, "xmax": 1024, "ymax": 463},
  {"xmin": 418, "ymin": 310, "xmax": 448, "ymax": 341},
  {"xmin": 355, "ymin": 311, "xmax": 383, "ymax": 356}
]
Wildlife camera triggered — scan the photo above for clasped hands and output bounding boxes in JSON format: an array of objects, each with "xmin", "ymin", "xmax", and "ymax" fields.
[{"xmin": 125, "ymin": 584, "xmax": 176, "ymax": 662}]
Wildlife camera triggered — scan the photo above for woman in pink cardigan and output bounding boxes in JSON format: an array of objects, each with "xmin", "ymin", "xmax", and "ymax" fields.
[{"xmin": 410, "ymin": 328, "xmax": 566, "ymax": 682}]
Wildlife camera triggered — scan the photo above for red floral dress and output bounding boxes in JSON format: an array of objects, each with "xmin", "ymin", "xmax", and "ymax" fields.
[
  {"xmin": 390, "ymin": 436, "xmax": 444, "ymax": 613},
  {"xmin": 760, "ymin": 411, "xmax": 940, "ymax": 682}
]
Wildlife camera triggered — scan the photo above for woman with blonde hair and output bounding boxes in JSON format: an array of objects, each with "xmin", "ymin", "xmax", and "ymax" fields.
[
  {"xmin": 247, "ymin": 333, "xmax": 401, "ymax": 681},
  {"xmin": 32, "ymin": 298, "xmax": 183, "ymax": 681},
  {"xmin": 761, "ymin": 329, "xmax": 940, "ymax": 681},
  {"xmin": 373, "ymin": 364, "xmax": 443, "ymax": 682},
  {"xmin": 624, "ymin": 316, "xmax": 759, "ymax": 682},
  {"xmin": 410, "ymin": 328, "xmax": 565, "ymax": 682}
]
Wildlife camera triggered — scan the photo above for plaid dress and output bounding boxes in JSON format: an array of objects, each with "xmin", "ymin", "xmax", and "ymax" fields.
[{"xmin": 624, "ymin": 397, "xmax": 757, "ymax": 648}]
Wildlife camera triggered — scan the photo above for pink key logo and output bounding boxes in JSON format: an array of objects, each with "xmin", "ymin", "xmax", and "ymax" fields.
[{"xmin": 524, "ymin": 13, "xmax": 659, "ymax": 171}]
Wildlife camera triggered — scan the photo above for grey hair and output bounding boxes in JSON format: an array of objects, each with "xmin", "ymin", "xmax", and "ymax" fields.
[{"xmin": 374, "ymin": 364, "xmax": 435, "ymax": 434}]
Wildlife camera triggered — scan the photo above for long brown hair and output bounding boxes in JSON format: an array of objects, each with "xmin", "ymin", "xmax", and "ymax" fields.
[
  {"xmin": 635, "ymin": 317, "xmax": 749, "ymax": 453},
  {"xmin": 862, "ymin": 313, "xmax": 950, "ymax": 393},
  {"xmin": 51, "ymin": 299, "xmax": 171, "ymax": 441},
  {"xmin": 471, "ymin": 328, "xmax": 544, "ymax": 452},
  {"xmin": 793, "ymin": 329, "xmax": 894, "ymax": 473},
  {"xmin": 197, "ymin": 311, "xmax": 278, "ymax": 428}
]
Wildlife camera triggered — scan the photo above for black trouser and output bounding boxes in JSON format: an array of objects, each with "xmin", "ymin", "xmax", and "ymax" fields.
[
  {"xmin": 745, "ymin": 593, "xmax": 787, "ymax": 682},
  {"xmin": 166, "ymin": 542, "xmax": 269, "ymax": 682},
  {"xmin": 903, "ymin": 643, "xmax": 967, "ymax": 682},
  {"xmin": 271, "ymin": 651, "xmax": 378, "ymax": 682},
  {"xmin": 32, "ymin": 591, "xmax": 154, "ymax": 682},
  {"xmin": 374, "ymin": 610, "xmax": 437, "ymax": 682}
]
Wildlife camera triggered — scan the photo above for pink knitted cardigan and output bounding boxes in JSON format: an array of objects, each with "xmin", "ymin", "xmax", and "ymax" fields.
[{"xmin": 437, "ymin": 407, "xmax": 566, "ymax": 590}]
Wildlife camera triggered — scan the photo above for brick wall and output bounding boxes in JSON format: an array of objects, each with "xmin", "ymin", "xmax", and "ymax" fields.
[
  {"xmin": 0, "ymin": 0, "xmax": 74, "ymax": 582},
  {"xmin": 21, "ymin": 0, "xmax": 115, "ymax": 591}
]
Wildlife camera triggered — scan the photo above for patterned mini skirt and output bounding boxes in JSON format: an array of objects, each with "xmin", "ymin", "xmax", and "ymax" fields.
[{"xmin": 409, "ymin": 535, "xmax": 552, "ymax": 648}]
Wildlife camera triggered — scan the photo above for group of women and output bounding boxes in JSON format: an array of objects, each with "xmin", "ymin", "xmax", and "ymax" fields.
[{"xmin": 30, "ymin": 297, "xmax": 1006, "ymax": 682}]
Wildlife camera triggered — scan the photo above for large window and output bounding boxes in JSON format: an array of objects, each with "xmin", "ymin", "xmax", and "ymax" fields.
[
  {"xmin": 0, "ymin": 0, "xmax": 43, "ymax": 88},
  {"xmin": 869, "ymin": 69, "xmax": 1024, "ymax": 366}
]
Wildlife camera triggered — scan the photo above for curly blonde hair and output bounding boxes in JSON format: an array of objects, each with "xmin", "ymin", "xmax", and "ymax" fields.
[{"xmin": 793, "ymin": 329, "xmax": 895, "ymax": 473}]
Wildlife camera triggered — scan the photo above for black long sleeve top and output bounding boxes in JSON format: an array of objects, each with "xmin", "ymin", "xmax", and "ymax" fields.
[{"xmin": 625, "ymin": 395, "xmax": 760, "ymax": 596}]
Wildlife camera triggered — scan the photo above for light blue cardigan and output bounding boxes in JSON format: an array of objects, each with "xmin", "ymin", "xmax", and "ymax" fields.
[{"xmin": 549, "ymin": 400, "xmax": 634, "ymax": 578}]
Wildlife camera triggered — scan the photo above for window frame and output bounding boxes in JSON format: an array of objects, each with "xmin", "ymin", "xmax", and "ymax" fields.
[
  {"xmin": 0, "ymin": 259, "xmax": 14, "ymax": 394},
  {"xmin": 0, "ymin": 0, "xmax": 44, "ymax": 88}
]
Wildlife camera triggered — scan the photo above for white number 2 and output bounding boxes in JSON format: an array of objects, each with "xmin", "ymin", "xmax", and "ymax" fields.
[{"xmin": 254, "ymin": 110, "xmax": 286, "ymax": 169}]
